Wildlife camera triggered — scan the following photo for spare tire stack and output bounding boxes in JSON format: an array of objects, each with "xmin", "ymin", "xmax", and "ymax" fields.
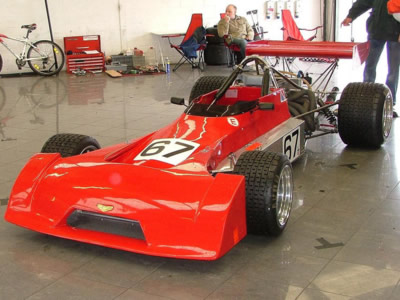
[{"xmin": 204, "ymin": 27, "xmax": 231, "ymax": 65}]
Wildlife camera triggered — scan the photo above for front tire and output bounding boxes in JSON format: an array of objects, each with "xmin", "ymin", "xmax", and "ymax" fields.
[
  {"xmin": 233, "ymin": 151, "xmax": 293, "ymax": 236},
  {"xmin": 0, "ymin": 53, "xmax": 3, "ymax": 72},
  {"xmin": 338, "ymin": 82, "xmax": 392, "ymax": 147},
  {"xmin": 28, "ymin": 40, "xmax": 65, "ymax": 76},
  {"xmin": 41, "ymin": 133, "xmax": 100, "ymax": 157},
  {"xmin": 189, "ymin": 76, "xmax": 228, "ymax": 103}
]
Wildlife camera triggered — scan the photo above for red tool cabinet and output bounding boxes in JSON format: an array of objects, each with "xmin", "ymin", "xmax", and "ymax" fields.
[{"xmin": 64, "ymin": 35, "xmax": 105, "ymax": 73}]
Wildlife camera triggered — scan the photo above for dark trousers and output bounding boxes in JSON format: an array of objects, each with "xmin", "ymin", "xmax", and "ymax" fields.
[
  {"xmin": 231, "ymin": 38, "xmax": 247, "ymax": 63},
  {"xmin": 364, "ymin": 39, "xmax": 400, "ymax": 105}
]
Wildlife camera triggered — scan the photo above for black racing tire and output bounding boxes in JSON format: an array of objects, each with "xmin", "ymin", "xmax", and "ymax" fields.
[
  {"xmin": 338, "ymin": 82, "xmax": 393, "ymax": 147},
  {"xmin": 0, "ymin": 53, "xmax": 3, "ymax": 72},
  {"xmin": 204, "ymin": 44, "xmax": 229, "ymax": 65},
  {"xmin": 189, "ymin": 76, "xmax": 228, "ymax": 103},
  {"xmin": 41, "ymin": 133, "xmax": 100, "ymax": 157},
  {"xmin": 27, "ymin": 40, "xmax": 65, "ymax": 76},
  {"xmin": 233, "ymin": 151, "xmax": 293, "ymax": 236},
  {"xmin": 205, "ymin": 27, "xmax": 225, "ymax": 44}
]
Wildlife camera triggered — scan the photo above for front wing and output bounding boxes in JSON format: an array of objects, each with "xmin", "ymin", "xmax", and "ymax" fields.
[{"xmin": 5, "ymin": 153, "xmax": 247, "ymax": 260}]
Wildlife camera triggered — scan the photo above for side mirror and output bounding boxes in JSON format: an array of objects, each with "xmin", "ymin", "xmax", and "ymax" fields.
[
  {"xmin": 170, "ymin": 97, "xmax": 185, "ymax": 106},
  {"xmin": 259, "ymin": 102, "xmax": 274, "ymax": 110}
]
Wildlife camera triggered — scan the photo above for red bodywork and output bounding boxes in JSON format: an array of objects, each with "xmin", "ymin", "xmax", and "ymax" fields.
[{"xmin": 5, "ymin": 86, "xmax": 291, "ymax": 260}]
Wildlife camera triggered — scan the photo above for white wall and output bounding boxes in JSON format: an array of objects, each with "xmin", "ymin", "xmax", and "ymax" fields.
[{"xmin": 0, "ymin": 0, "xmax": 323, "ymax": 74}]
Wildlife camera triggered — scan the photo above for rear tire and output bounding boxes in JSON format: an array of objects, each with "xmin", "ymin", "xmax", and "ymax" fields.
[
  {"xmin": 41, "ymin": 133, "xmax": 100, "ymax": 157},
  {"xmin": 233, "ymin": 151, "xmax": 293, "ymax": 236},
  {"xmin": 204, "ymin": 44, "xmax": 229, "ymax": 65},
  {"xmin": 338, "ymin": 82, "xmax": 392, "ymax": 147},
  {"xmin": 28, "ymin": 40, "xmax": 65, "ymax": 76},
  {"xmin": 189, "ymin": 76, "xmax": 228, "ymax": 103},
  {"xmin": 205, "ymin": 27, "xmax": 225, "ymax": 44}
]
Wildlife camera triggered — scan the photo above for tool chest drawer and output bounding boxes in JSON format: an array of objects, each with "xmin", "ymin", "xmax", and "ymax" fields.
[{"xmin": 66, "ymin": 54, "xmax": 104, "ymax": 73}]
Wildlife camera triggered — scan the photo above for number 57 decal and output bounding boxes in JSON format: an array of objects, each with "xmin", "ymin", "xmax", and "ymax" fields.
[
  {"xmin": 283, "ymin": 127, "xmax": 300, "ymax": 162},
  {"xmin": 134, "ymin": 138, "xmax": 200, "ymax": 166}
]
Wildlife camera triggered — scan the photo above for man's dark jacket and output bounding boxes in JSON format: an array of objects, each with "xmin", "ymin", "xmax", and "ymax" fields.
[{"xmin": 347, "ymin": 0, "xmax": 400, "ymax": 41}]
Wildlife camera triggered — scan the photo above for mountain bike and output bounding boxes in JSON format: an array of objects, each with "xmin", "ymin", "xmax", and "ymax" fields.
[{"xmin": 0, "ymin": 24, "xmax": 64, "ymax": 76}]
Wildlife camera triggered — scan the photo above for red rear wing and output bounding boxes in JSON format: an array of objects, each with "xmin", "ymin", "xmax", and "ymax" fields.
[{"xmin": 246, "ymin": 40, "xmax": 370, "ymax": 64}]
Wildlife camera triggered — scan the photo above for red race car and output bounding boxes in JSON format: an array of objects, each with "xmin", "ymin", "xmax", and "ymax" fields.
[{"xmin": 5, "ymin": 56, "xmax": 393, "ymax": 260}]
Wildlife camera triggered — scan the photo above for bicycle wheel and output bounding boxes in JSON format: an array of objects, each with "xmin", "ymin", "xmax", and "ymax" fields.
[{"xmin": 27, "ymin": 40, "xmax": 65, "ymax": 76}]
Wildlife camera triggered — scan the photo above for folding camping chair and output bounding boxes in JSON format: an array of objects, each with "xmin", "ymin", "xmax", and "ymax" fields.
[
  {"xmin": 280, "ymin": 9, "xmax": 327, "ymax": 70},
  {"xmin": 281, "ymin": 9, "xmax": 322, "ymax": 41},
  {"xmin": 223, "ymin": 39, "xmax": 241, "ymax": 68},
  {"xmin": 162, "ymin": 13, "xmax": 206, "ymax": 72}
]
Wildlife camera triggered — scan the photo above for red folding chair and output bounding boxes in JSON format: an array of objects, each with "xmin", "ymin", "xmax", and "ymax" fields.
[
  {"xmin": 281, "ymin": 9, "xmax": 322, "ymax": 41},
  {"xmin": 162, "ymin": 14, "xmax": 206, "ymax": 71},
  {"xmin": 224, "ymin": 41, "xmax": 241, "ymax": 68}
]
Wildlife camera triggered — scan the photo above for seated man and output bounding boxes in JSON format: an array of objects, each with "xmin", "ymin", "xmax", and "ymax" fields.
[{"xmin": 217, "ymin": 4, "xmax": 254, "ymax": 64}]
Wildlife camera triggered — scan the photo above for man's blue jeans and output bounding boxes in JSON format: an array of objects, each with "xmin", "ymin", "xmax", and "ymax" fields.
[{"xmin": 364, "ymin": 39, "xmax": 400, "ymax": 105}]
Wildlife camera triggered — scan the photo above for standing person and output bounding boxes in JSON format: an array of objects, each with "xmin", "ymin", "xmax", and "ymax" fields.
[
  {"xmin": 342, "ymin": 0, "xmax": 400, "ymax": 117},
  {"xmin": 217, "ymin": 4, "xmax": 254, "ymax": 64}
]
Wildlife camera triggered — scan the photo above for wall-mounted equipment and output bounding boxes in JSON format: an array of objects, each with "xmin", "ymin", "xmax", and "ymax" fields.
[
  {"xmin": 286, "ymin": 0, "xmax": 296, "ymax": 16},
  {"xmin": 294, "ymin": 0, "xmax": 301, "ymax": 18},
  {"xmin": 276, "ymin": 1, "xmax": 287, "ymax": 19},
  {"xmin": 266, "ymin": 1, "xmax": 277, "ymax": 19}
]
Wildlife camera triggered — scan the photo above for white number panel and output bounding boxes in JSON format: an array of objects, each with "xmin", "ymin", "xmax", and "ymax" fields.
[
  {"xmin": 282, "ymin": 127, "xmax": 300, "ymax": 162},
  {"xmin": 134, "ymin": 138, "xmax": 200, "ymax": 166}
]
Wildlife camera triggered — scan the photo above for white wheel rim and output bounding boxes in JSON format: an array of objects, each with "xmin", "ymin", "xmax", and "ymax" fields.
[
  {"xmin": 276, "ymin": 164, "xmax": 293, "ymax": 227},
  {"xmin": 382, "ymin": 95, "xmax": 393, "ymax": 139},
  {"xmin": 80, "ymin": 145, "xmax": 98, "ymax": 154}
]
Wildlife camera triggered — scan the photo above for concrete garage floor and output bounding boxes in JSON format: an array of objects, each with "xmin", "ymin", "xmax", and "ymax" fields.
[{"xmin": 0, "ymin": 62, "xmax": 400, "ymax": 300}]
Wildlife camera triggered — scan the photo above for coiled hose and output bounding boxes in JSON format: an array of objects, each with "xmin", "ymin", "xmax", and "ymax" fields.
[
  {"xmin": 272, "ymin": 69, "xmax": 317, "ymax": 132},
  {"xmin": 287, "ymin": 89, "xmax": 316, "ymax": 132}
]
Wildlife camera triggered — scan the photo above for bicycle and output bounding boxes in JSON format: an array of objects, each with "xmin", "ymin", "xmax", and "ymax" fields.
[{"xmin": 0, "ymin": 24, "xmax": 64, "ymax": 76}]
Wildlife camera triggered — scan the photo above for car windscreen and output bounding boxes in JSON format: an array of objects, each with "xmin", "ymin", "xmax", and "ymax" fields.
[{"xmin": 185, "ymin": 100, "xmax": 257, "ymax": 117}]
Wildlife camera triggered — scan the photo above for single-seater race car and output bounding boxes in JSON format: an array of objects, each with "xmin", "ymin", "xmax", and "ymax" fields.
[{"xmin": 5, "ymin": 56, "xmax": 393, "ymax": 260}]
